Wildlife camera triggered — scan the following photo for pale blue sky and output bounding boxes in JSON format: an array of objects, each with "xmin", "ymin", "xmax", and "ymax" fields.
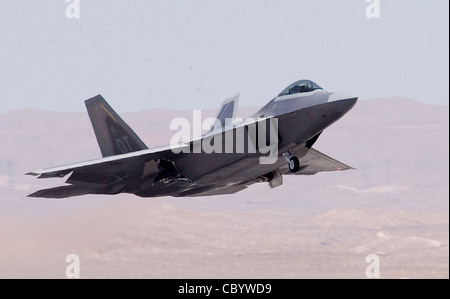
[{"xmin": 0, "ymin": 0, "xmax": 448, "ymax": 113}]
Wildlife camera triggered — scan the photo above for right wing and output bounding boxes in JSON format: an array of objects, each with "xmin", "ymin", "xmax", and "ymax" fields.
[{"xmin": 280, "ymin": 148, "xmax": 353, "ymax": 175}]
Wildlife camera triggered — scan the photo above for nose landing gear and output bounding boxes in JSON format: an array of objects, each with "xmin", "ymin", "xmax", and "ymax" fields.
[{"xmin": 284, "ymin": 152, "xmax": 300, "ymax": 173}]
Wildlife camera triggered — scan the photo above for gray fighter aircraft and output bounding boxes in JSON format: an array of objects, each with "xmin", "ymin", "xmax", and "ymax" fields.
[{"xmin": 27, "ymin": 80, "xmax": 357, "ymax": 198}]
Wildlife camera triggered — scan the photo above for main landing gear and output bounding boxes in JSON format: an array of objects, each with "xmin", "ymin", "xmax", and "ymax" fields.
[{"xmin": 284, "ymin": 152, "xmax": 300, "ymax": 173}]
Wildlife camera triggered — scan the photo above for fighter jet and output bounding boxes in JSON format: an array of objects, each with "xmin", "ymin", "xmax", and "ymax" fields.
[{"xmin": 26, "ymin": 80, "xmax": 357, "ymax": 198}]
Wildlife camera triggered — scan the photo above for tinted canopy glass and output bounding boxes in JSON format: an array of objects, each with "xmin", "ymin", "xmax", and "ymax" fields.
[{"xmin": 278, "ymin": 80, "xmax": 323, "ymax": 97}]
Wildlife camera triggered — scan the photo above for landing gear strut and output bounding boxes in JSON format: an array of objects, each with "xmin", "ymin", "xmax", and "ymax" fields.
[{"xmin": 284, "ymin": 152, "xmax": 300, "ymax": 173}]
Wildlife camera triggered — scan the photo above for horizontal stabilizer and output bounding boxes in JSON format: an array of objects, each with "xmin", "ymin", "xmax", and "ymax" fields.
[{"xmin": 28, "ymin": 185, "xmax": 93, "ymax": 199}]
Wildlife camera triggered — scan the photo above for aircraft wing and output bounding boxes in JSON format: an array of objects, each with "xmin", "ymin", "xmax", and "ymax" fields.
[
  {"xmin": 26, "ymin": 145, "xmax": 184, "ymax": 198},
  {"xmin": 26, "ymin": 145, "xmax": 177, "ymax": 179},
  {"xmin": 280, "ymin": 148, "xmax": 353, "ymax": 175}
]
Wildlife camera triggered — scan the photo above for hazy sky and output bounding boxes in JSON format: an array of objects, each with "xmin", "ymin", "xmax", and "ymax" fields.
[{"xmin": 0, "ymin": 0, "xmax": 448, "ymax": 113}]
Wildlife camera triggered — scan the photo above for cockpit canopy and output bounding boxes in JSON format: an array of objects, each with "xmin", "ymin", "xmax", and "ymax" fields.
[{"xmin": 278, "ymin": 80, "xmax": 323, "ymax": 97}]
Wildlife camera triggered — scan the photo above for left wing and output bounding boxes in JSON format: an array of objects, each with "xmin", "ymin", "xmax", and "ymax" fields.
[
  {"xmin": 26, "ymin": 144, "xmax": 185, "ymax": 198},
  {"xmin": 26, "ymin": 145, "xmax": 176, "ymax": 179},
  {"xmin": 26, "ymin": 94, "xmax": 191, "ymax": 198}
]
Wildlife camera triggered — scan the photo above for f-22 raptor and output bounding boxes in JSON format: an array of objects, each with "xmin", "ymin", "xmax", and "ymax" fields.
[{"xmin": 27, "ymin": 80, "xmax": 357, "ymax": 198}]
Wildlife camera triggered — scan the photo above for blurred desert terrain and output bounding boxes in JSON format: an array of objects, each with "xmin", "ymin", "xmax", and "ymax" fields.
[{"xmin": 0, "ymin": 97, "xmax": 448, "ymax": 278}]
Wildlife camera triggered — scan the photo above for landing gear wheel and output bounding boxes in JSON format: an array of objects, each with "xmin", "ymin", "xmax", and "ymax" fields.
[{"xmin": 288, "ymin": 156, "xmax": 300, "ymax": 173}]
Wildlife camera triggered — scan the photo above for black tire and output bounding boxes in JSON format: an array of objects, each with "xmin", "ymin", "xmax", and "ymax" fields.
[{"xmin": 288, "ymin": 156, "xmax": 300, "ymax": 173}]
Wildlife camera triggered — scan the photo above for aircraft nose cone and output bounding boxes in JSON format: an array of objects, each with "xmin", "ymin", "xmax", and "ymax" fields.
[{"xmin": 327, "ymin": 92, "xmax": 358, "ymax": 113}]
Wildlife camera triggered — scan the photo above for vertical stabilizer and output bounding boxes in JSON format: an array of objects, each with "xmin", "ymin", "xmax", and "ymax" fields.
[
  {"xmin": 85, "ymin": 95, "xmax": 148, "ymax": 157},
  {"xmin": 209, "ymin": 94, "xmax": 239, "ymax": 132}
]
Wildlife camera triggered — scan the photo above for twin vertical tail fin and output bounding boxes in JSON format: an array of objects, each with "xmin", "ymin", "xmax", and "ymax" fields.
[
  {"xmin": 85, "ymin": 95, "xmax": 148, "ymax": 157},
  {"xmin": 209, "ymin": 94, "xmax": 239, "ymax": 133}
]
